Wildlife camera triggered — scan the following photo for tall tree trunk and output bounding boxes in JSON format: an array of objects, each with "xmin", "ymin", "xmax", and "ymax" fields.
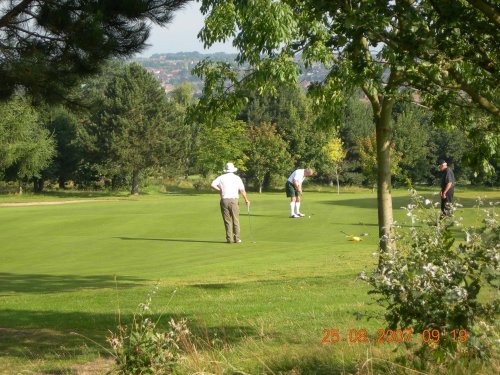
[
  {"xmin": 112, "ymin": 175, "xmax": 122, "ymax": 190},
  {"xmin": 258, "ymin": 176, "xmax": 263, "ymax": 194},
  {"xmin": 375, "ymin": 97, "xmax": 395, "ymax": 252},
  {"xmin": 33, "ymin": 178, "xmax": 44, "ymax": 193},
  {"xmin": 131, "ymin": 170, "xmax": 140, "ymax": 195},
  {"xmin": 360, "ymin": 36, "xmax": 398, "ymax": 257},
  {"xmin": 263, "ymin": 173, "xmax": 271, "ymax": 190}
]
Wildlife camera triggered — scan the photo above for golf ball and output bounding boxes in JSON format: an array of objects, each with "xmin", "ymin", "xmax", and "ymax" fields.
[{"xmin": 308, "ymin": 215, "xmax": 311, "ymax": 219}]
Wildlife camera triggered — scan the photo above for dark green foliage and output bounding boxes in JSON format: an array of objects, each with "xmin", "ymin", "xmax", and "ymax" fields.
[
  {"xmin": 0, "ymin": 97, "xmax": 55, "ymax": 184},
  {"xmin": 429, "ymin": 127, "xmax": 470, "ymax": 184},
  {"xmin": 194, "ymin": 116, "xmax": 248, "ymax": 177},
  {"xmin": 392, "ymin": 103, "xmax": 434, "ymax": 185},
  {"xmin": 43, "ymin": 107, "xmax": 83, "ymax": 188},
  {"xmin": 243, "ymin": 84, "xmax": 329, "ymax": 171},
  {"xmin": 88, "ymin": 63, "xmax": 182, "ymax": 194},
  {"xmin": 168, "ymin": 83, "xmax": 201, "ymax": 176},
  {"xmin": 245, "ymin": 123, "xmax": 292, "ymax": 192},
  {"xmin": 339, "ymin": 96, "xmax": 374, "ymax": 186}
]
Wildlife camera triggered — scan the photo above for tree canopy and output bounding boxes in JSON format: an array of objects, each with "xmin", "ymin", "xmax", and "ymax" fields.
[{"xmin": 0, "ymin": 0, "xmax": 189, "ymax": 103}]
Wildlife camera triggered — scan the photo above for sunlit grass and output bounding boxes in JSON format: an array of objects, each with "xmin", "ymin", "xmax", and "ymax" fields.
[{"xmin": 0, "ymin": 187, "xmax": 498, "ymax": 373}]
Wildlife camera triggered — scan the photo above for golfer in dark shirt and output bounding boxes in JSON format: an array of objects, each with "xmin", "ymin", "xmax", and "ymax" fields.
[{"xmin": 438, "ymin": 159, "xmax": 455, "ymax": 216}]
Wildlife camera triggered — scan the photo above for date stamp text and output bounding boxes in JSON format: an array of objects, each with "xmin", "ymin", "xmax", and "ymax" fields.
[{"xmin": 322, "ymin": 328, "xmax": 469, "ymax": 344}]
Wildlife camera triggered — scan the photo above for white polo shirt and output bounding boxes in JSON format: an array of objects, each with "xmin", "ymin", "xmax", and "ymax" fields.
[
  {"xmin": 287, "ymin": 169, "xmax": 305, "ymax": 185},
  {"xmin": 211, "ymin": 173, "xmax": 245, "ymax": 199}
]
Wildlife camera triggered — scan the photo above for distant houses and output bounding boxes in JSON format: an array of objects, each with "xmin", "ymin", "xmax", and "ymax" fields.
[{"xmin": 132, "ymin": 52, "xmax": 329, "ymax": 96}]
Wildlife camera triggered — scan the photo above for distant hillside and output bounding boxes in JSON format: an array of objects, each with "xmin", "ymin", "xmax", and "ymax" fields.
[{"xmin": 130, "ymin": 52, "xmax": 328, "ymax": 95}]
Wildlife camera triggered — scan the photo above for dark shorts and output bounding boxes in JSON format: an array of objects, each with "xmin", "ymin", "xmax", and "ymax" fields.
[{"xmin": 285, "ymin": 181, "xmax": 299, "ymax": 198}]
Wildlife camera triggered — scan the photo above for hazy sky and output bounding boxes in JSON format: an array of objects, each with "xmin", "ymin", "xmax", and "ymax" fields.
[{"xmin": 137, "ymin": 2, "xmax": 237, "ymax": 57}]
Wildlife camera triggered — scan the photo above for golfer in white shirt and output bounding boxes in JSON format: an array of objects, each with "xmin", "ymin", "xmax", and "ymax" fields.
[
  {"xmin": 285, "ymin": 168, "xmax": 314, "ymax": 218},
  {"xmin": 211, "ymin": 163, "xmax": 250, "ymax": 243}
]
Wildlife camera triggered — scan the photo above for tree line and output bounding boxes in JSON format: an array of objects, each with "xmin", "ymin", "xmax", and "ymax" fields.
[{"xmin": 1, "ymin": 61, "xmax": 497, "ymax": 195}]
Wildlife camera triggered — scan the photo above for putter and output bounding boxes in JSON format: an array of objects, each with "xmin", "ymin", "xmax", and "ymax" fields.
[
  {"xmin": 247, "ymin": 203, "xmax": 256, "ymax": 243},
  {"xmin": 299, "ymin": 192, "xmax": 311, "ymax": 218},
  {"xmin": 359, "ymin": 222, "xmax": 369, "ymax": 237},
  {"xmin": 302, "ymin": 193, "xmax": 314, "ymax": 219}
]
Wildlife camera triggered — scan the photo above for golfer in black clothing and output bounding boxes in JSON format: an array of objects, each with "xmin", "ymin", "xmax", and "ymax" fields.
[{"xmin": 438, "ymin": 159, "xmax": 455, "ymax": 216}]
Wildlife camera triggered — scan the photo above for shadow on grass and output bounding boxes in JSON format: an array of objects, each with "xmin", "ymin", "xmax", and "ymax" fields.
[
  {"xmin": 191, "ymin": 283, "xmax": 232, "ymax": 289},
  {"xmin": 0, "ymin": 309, "xmax": 256, "ymax": 361},
  {"xmin": 264, "ymin": 353, "xmax": 409, "ymax": 375},
  {"xmin": 0, "ymin": 273, "xmax": 146, "ymax": 294},
  {"xmin": 265, "ymin": 355, "xmax": 358, "ymax": 375},
  {"xmin": 116, "ymin": 237, "xmax": 224, "ymax": 244},
  {"xmin": 160, "ymin": 185, "xmax": 210, "ymax": 195},
  {"xmin": 326, "ymin": 221, "xmax": 377, "ymax": 227},
  {"xmin": 321, "ymin": 195, "xmax": 491, "ymax": 210},
  {"xmin": 319, "ymin": 195, "xmax": 408, "ymax": 209},
  {"xmin": 187, "ymin": 275, "xmax": 355, "ymax": 292},
  {"xmin": 0, "ymin": 310, "xmax": 189, "ymax": 358}
]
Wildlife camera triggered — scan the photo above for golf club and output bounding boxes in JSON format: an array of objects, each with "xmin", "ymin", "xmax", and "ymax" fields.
[
  {"xmin": 359, "ymin": 222, "xmax": 369, "ymax": 237},
  {"xmin": 300, "ymin": 192, "xmax": 311, "ymax": 219},
  {"xmin": 247, "ymin": 202, "xmax": 256, "ymax": 243}
]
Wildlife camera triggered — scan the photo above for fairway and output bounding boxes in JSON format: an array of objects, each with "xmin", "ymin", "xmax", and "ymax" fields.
[{"xmin": 0, "ymin": 189, "xmax": 498, "ymax": 374}]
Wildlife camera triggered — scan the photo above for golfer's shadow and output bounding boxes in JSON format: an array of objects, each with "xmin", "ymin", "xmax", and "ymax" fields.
[
  {"xmin": 243, "ymin": 213, "xmax": 282, "ymax": 218},
  {"xmin": 116, "ymin": 237, "xmax": 224, "ymax": 244}
]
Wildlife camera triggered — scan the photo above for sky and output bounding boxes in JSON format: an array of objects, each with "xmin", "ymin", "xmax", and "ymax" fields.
[{"xmin": 137, "ymin": 2, "xmax": 237, "ymax": 57}]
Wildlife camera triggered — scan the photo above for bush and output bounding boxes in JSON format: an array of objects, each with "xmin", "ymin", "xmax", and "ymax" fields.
[
  {"xmin": 107, "ymin": 285, "xmax": 191, "ymax": 374},
  {"xmin": 192, "ymin": 176, "xmax": 211, "ymax": 191},
  {"xmin": 340, "ymin": 171, "xmax": 365, "ymax": 187},
  {"xmin": 361, "ymin": 192, "xmax": 499, "ymax": 362}
]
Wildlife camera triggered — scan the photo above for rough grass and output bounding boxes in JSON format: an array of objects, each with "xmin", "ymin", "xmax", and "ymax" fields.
[{"xmin": 0, "ymin": 186, "xmax": 498, "ymax": 374}]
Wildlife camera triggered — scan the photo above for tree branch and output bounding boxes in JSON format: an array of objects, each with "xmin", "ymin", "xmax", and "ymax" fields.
[
  {"xmin": 7, "ymin": 25, "xmax": 65, "ymax": 43},
  {"xmin": 0, "ymin": 0, "xmax": 35, "ymax": 29},
  {"xmin": 410, "ymin": 101, "xmax": 431, "ymax": 110},
  {"xmin": 449, "ymin": 69, "xmax": 500, "ymax": 116},
  {"xmin": 464, "ymin": 0, "xmax": 500, "ymax": 28}
]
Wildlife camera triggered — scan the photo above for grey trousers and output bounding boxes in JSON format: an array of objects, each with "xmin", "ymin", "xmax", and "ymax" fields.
[
  {"xmin": 440, "ymin": 190, "xmax": 454, "ymax": 217},
  {"xmin": 220, "ymin": 198, "xmax": 240, "ymax": 242}
]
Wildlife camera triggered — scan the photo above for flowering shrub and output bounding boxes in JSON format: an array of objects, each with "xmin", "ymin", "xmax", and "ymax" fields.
[
  {"xmin": 361, "ymin": 192, "xmax": 499, "ymax": 360},
  {"xmin": 107, "ymin": 285, "xmax": 191, "ymax": 374}
]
